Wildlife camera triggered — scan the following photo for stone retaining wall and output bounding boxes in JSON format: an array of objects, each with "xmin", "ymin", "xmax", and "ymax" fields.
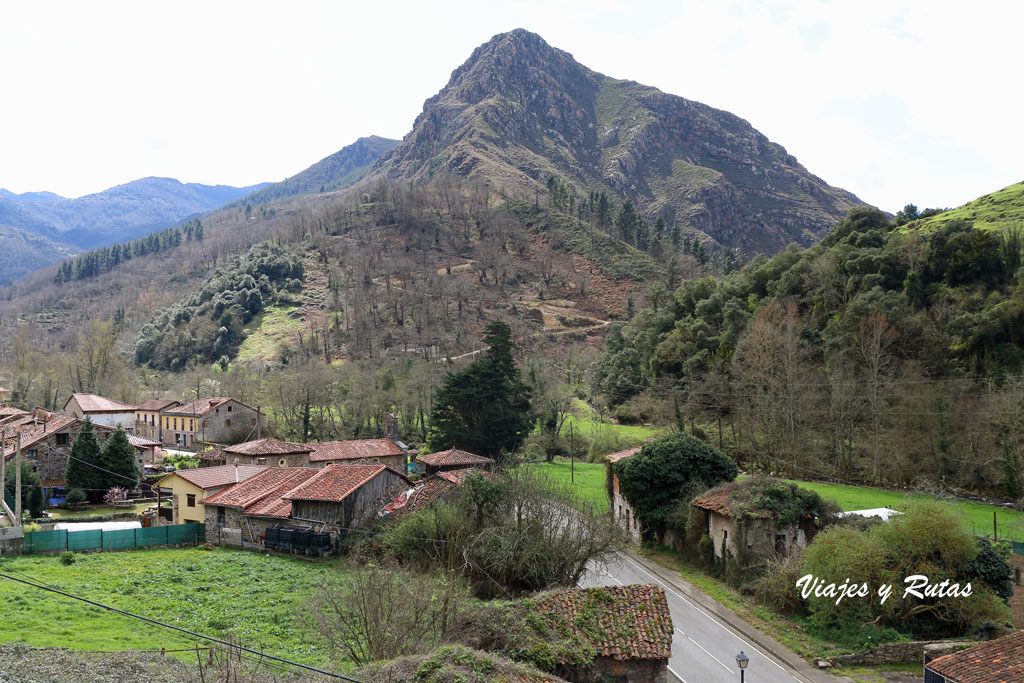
[{"xmin": 836, "ymin": 640, "xmax": 974, "ymax": 666}]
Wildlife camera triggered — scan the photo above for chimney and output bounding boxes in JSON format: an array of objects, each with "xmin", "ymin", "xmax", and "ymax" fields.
[{"xmin": 385, "ymin": 413, "xmax": 398, "ymax": 441}]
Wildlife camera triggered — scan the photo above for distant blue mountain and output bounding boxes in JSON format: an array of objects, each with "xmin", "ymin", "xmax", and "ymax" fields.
[{"xmin": 0, "ymin": 176, "xmax": 269, "ymax": 250}]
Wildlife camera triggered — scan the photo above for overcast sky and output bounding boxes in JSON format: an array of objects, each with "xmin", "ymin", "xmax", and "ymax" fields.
[{"xmin": 1, "ymin": 0, "xmax": 1020, "ymax": 213}]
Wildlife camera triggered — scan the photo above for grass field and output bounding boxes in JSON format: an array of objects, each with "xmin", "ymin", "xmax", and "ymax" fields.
[
  {"xmin": 46, "ymin": 503, "xmax": 151, "ymax": 519},
  {"xmin": 529, "ymin": 457, "xmax": 609, "ymax": 515},
  {"xmin": 0, "ymin": 547, "xmax": 342, "ymax": 668},
  {"xmin": 787, "ymin": 479, "xmax": 1024, "ymax": 543},
  {"xmin": 562, "ymin": 398, "xmax": 664, "ymax": 443}
]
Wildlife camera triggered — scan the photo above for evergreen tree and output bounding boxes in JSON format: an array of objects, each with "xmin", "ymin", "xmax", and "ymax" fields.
[
  {"xmin": 66, "ymin": 420, "xmax": 103, "ymax": 498},
  {"xmin": 428, "ymin": 321, "xmax": 532, "ymax": 461},
  {"xmin": 615, "ymin": 200, "xmax": 639, "ymax": 244},
  {"xmin": 99, "ymin": 429, "xmax": 139, "ymax": 491},
  {"xmin": 4, "ymin": 460, "xmax": 44, "ymax": 518}
]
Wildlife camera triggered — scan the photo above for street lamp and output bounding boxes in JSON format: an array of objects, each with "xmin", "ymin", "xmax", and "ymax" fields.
[{"xmin": 736, "ymin": 651, "xmax": 749, "ymax": 682}]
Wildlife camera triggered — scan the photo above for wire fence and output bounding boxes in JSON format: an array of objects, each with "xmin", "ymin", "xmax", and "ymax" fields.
[{"xmin": 23, "ymin": 523, "xmax": 205, "ymax": 553}]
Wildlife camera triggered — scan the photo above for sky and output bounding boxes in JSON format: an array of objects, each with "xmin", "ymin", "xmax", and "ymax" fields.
[{"xmin": 0, "ymin": 0, "xmax": 1020, "ymax": 213}]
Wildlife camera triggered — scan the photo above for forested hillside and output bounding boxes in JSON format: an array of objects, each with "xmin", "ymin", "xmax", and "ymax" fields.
[{"xmin": 593, "ymin": 206, "xmax": 1024, "ymax": 497}]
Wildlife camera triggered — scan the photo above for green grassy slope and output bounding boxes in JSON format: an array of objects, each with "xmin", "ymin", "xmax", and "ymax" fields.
[
  {"xmin": 915, "ymin": 180, "xmax": 1024, "ymax": 232},
  {"xmin": 790, "ymin": 479, "xmax": 1024, "ymax": 542},
  {"xmin": 0, "ymin": 548, "xmax": 342, "ymax": 667}
]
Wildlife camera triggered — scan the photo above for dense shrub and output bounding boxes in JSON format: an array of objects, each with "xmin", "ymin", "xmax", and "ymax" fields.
[{"xmin": 134, "ymin": 242, "xmax": 303, "ymax": 370}]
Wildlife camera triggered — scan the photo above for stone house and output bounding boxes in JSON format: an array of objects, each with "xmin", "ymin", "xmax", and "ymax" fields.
[
  {"xmin": 201, "ymin": 463, "xmax": 410, "ymax": 549},
  {"xmin": 127, "ymin": 433, "xmax": 162, "ymax": 466},
  {"xmin": 691, "ymin": 479, "xmax": 821, "ymax": 562},
  {"xmin": 416, "ymin": 448, "xmax": 493, "ymax": 476},
  {"xmin": 605, "ymin": 446, "xmax": 643, "ymax": 543},
  {"xmin": 155, "ymin": 464, "xmax": 267, "ymax": 525},
  {"xmin": 63, "ymin": 393, "xmax": 137, "ymax": 430},
  {"xmin": 284, "ymin": 463, "xmax": 411, "ymax": 542},
  {"xmin": 160, "ymin": 397, "xmax": 263, "ymax": 448},
  {"xmin": 222, "ymin": 438, "xmax": 312, "ymax": 467},
  {"xmin": 1, "ymin": 415, "xmax": 122, "ymax": 501},
  {"xmin": 537, "ymin": 584, "xmax": 673, "ymax": 682},
  {"xmin": 303, "ymin": 438, "xmax": 407, "ymax": 472},
  {"xmin": 134, "ymin": 399, "xmax": 180, "ymax": 441},
  {"xmin": 380, "ymin": 467, "xmax": 490, "ymax": 518},
  {"xmin": 924, "ymin": 629, "xmax": 1024, "ymax": 682}
]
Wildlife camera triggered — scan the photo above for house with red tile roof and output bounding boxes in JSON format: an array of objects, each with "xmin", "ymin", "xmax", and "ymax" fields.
[
  {"xmin": 159, "ymin": 397, "xmax": 264, "ymax": 449},
  {"xmin": 924, "ymin": 630, "xmax": 1024, "ymax": 682},
  {"xmin": 691, "ymin": 478, "xmax": 821, "ymax": 561},
  {"xmin": 416, "ymin": 448, "xmax": 493, "ymax": 476},
  {"xmin": 381, "ymin": 467, "xmax": 490, "ymax": 518},
  {"xmin": 1, "ymin": 415, "xmax": 131, "ymax": 501},
  {"xmin": 303, "ymin": 438, "xmax": 407, "ymax": 473},
  {"xmin": 536, "ymin": 584, "xmax": 673, "ymax": 681},
  {"xmin": 222, "ymin": 438, "xmax": 312, "ymax": 467},
  {"xmin": 134, "ymin": 399, "xmax": 180, "ymax": 441},
  {"xmin": 63, "ymin": 393, "xmax": 137, "ymax": 430},
  {"xmin": 155, "ymin": 464, "xmax": 268, "ymax": 525},
  {"xmin": 201, "ymin": 463, "xmax": 410, "ymax": 550},
  {"xmin": 605, "ymin": 446, "xmax": 643, "ymax": 543}
]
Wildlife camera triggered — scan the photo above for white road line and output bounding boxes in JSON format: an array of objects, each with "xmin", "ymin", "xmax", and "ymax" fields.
[
  {"xmin": 687, "ymin": 635, "xmax": 734, "ymax": 673},
  {"xmin": 667, "ymin": 664, "xmax": 687, "ymax": 682},
  {"xmin": 618, "ymin": 554, "xmax": 802, "ymax": 681}
]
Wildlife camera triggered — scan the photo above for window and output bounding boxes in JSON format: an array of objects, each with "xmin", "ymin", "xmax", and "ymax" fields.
[
  {"xmin": 225, "ymin": 419, "xmax": 231, "ymax": 426},
  {"xmin": 187, "ymin": 494, "xmax": 196, "ymax": 507},
  {"xmin": 722, "ymin": 529, "xmax": 728, "ymax": 549},
  {"xmin": 256, "ymin": 457, "xmax": 267, "ymax": 465},
  {"xmin": 173, "ymin": 417, "xmax": 178, "ymax": 430},
  {"xmin": 189, "ymin": 419, "xmax": 194, "ymax": 431},
  {"xmin": 227, "ymin": 405, "xmax": 232, "ymax": 412},
  {"xmin": 217, "ymin": 507, "xmax": 225, "ymax": 525},
  {"xmin": 55, "ymin": 433, "xmax": 69, "ymax": 446},
  {"xmin": 27, "ymin": 449, "xmax": 37, "ymax": 459},
  {"xmin": 203, "ymin": 419, "xmax": 208, "ymax": 428}
]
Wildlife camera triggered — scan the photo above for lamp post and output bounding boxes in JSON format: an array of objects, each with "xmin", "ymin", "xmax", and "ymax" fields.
[{"xmin": 736, "ymin": 651, "xmax": 749, "ymax": 682}]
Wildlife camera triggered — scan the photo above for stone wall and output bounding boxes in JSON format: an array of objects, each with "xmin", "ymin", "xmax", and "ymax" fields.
[
  {"xmin": 595, "ymin": 656, "xmax": 668, "ymax": 683},
  {"xmin": 0, "ymin": 526, "xmax": 24, "ymax": 555},
  {"xmin": 835, "ymin": 640, "xmax": 974, "ymax": 667}
]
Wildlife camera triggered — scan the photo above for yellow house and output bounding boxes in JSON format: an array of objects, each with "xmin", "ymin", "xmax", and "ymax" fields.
[
  {"xmin": 156, "ymin": 464, "xmax": 267, "ymax": 525},
  {"xmin": 135, "ymin": 399, "xmax": 180, "ymax": 441}
]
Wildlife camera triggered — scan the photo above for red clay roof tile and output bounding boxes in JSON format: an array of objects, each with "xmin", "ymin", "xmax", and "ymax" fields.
[
  {"xmin": 926, "ymin": 630, "xmax": 1024, "ymax": 682},
  {"xmin": 417, "ymin": 449, "xmax": 493, "ymax": 467},
  {"xmin": 537, "ymin": 584, "xmax": 673, "ymax": 662},
  {"xmin": 303, "ymin": 438, "xmax": 404, "ymax": 462}
]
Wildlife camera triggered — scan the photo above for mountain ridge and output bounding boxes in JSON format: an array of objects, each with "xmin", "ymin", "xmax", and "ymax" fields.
[
  {"xmin": 372, "ymin": 28, "xmax": 865, "ymax": 253},
  {"xmin": 240, "ymin": 135, "xmax": 399, "ymax": 206}
]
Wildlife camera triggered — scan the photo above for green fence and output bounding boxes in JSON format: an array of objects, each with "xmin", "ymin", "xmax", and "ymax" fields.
[{"xmin": 24, "ymin": 524, "xmax": 205, "ymax": 553}]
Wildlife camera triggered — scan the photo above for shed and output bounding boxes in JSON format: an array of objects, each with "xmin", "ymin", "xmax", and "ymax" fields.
[{"xmin": 416, "ymin": 448, "xmax": 493, "ymax": 476}]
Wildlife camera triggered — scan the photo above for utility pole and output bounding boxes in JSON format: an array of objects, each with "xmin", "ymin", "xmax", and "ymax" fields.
[
  {"xmin": 0, "ymin": 429, "xmax": 6, "ymax": 512},
  {"xmin": 570, "ymin": 423, "xmax": 575, "ymax": 483},
  {"xmin": 15, "ymin": 432, "xmax": 22, "ymax": 525}
]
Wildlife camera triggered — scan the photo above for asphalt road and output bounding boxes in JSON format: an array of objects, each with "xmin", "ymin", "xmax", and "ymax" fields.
[{"xmin": 580, "ymin": 552, "xmax": 830, "ymax": 683}]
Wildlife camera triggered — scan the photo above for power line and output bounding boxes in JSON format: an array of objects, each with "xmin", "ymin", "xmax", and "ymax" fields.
[{"xmin": 0, "ymin": 571, "xmax": 362, "ymax": 682}]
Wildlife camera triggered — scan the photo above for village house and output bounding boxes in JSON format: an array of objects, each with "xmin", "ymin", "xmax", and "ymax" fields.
[
  {"xmin": 538, "ymin": 584, "xmax": 673, "ymax": 682},
  {"xmin": 0, "ymin": 405, "xmax": 29, "ymax": 421},
  {"xmin": 134, "ymin": 399, "xmax": 180, "ymax": 441},
  {"xmin": 381, "ymin": 467, "xmax": 490, "ymax": 518},
  {"xmin": 127, "ymin": 433, "xmax": 162, "ymax": 467},
  {"xmin": 63, "ymin": 393, "xmax": 137, "ymax": 430},
  {"xmin": 304, "ymin": 438, "xmax": 407, "ymax": 472},
  {"xmin": 1, "ymin": 415, "xmax": 124, "ymax": 502},
  {"xmin": 416, "ymin": 448, "xmax": 493, "ymax": 476},
  {"xmin": 155, "ymin": 464, "xmax": 268, "ymax": 525},
  {"xmin": 201, "ymin": 463, "xmax": 410, "ymax": 549},
  {"xmin": 691, "ymin": 479, "xmax": 822, "ymax": 561},
  {"xmin": 222, "ymin": 438, "xmax": 312, "ymax": 467},
  {"xmin": 924, "ymin": 629, "xmax": 1024, "ymax": 682},
  {"xmin": 160, "ymin": 397, "xmax": 263, "ymax": 448},
  {"xmin": 606, "ymin": 446, "xmax": 643, "ymax": 543}
]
